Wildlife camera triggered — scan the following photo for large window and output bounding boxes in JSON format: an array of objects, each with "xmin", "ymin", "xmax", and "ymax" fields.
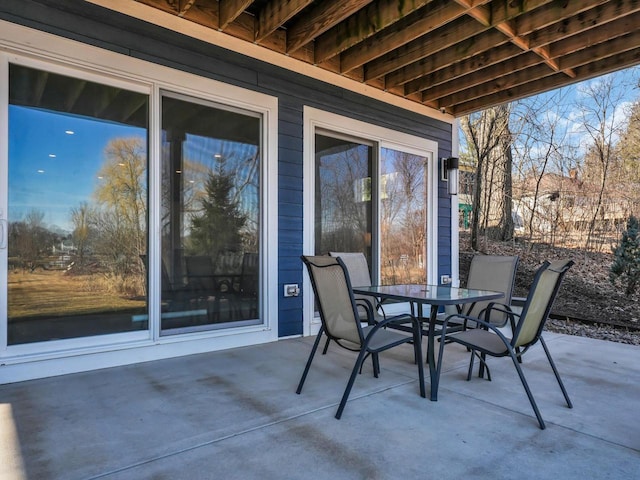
[
  {"xmin": 314, "ymin": 133, "xmax": 373, "ymax": 265},
  {"xmin": 312, "ymin": 132, "xmax": 433, "ymax": 286},
  {"xmin": 379, "ymin": 147, "xmax": 428, "ymax": 284},
  {"xmin": 0, "ymin": 25, "xmax": 278, "ymax": 382},
  {"xmin": 160, "ymin": 93, "xmax": 261, "ymax": 333},
  {"xmin": 305, "ymin": 108, "xmax": 438, "ymax": 323},
  {"xmin": 7, "ymin": 63, "xmax": 149, "ymax": 344}
]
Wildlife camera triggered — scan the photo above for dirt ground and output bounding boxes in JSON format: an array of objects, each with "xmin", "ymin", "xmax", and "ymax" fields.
[{"xmin": 458, "ymin": 233, "xmax": 640, "ymax": 330}]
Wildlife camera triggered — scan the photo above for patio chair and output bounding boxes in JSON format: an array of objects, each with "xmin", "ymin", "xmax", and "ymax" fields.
[
  {"xmin": 463, "ymin": 254, "xmax": 519, "ymax": 327},
  {"xmin": 329, "ymin": 251, "xmax": 385, "ymax": 322},
  {"xmin": 436, "ymin": 259, "xmax": 574, "ymax": 429},
  {"xmin": 325, "ymin": 252, "xmax": 387, "ymax": 354},
  {"xmin": 298, "ymin": 255, "xmax": 425, "ymax": 419}
]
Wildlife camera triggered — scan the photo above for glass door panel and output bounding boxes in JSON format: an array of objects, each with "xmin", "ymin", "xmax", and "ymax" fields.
[
  {"xmin": 314, "ymin": 133, "xmax": 373, "ymax": 265},
  {"xmin": 160, "ymin": 94, "xmax": 261, "ymax": 333},
  {"xmin": 7, "ymin": 64, "xmax": 149, "ymax": 344},
  {"xmin": 380, "ymin": 148, "xmax": 428, "ymax": 284}
]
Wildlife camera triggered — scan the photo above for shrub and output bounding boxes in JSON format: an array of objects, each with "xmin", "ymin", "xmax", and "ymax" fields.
[{"xmin": 610, "ymin": 215, "xmax": 640, "ymax": 295}]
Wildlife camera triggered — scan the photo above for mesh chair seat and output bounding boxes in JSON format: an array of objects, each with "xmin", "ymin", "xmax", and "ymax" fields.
[{"xmin": 449, "ymin": 328, "xmax": 509, "ymax": 355}]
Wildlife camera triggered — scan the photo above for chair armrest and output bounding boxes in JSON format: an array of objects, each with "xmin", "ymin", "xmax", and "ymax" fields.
[
  {"xmin": 440, "ymin": 312, "xmax": 513, "ymax": 347},
  {"xmin": 474, "ymin": 302, "xmax": 519, "ymax": 330},
  {"xmin": 363, "ymin": 312, "xmax": 421, "ymax": 343}
]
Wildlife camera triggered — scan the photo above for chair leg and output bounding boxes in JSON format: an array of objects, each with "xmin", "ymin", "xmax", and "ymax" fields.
[
  {"xmin": 322, "ymin": 336, "xmax": 331, "ymax": 354},
  {"xmin": 414, "ymin": 322, "xmax": 426, "ymax": 398},
  {"xmin": 467, "ymin": 351, "xmax": 491, "ymax": 381},
  {"xmin": 296, "ymin": 327, "xmax": 324, "ymax": 394},
  {"xmin": 478, "ymin": 352, "xmax": 487, "ymax": 378},
  {"xmin": 466, "ymin": 351, "xmax": 475, "ymax": 381},
  {"xmin": 372, "ymin": 353, "xmax": 380, "ymax": 378},
  {"xmin": 540, "ymin": 336, "xmax": 573, "ymax": 408},
  {"xmin": 508, "ymin": 349, "xmax": 546, "ymax": 429},
  {"xmin": 336, "ymin": 348, "xmax": 369, "ymax": 419}
]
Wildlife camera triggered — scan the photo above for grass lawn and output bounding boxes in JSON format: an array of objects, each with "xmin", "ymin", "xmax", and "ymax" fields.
[{"xmin": 8, "ymin": 270, "xmax": 146, "ymax": 319}]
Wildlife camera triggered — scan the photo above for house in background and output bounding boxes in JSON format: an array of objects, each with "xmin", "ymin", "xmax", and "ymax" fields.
[
  {"xmin": 1, "ymin": 1, "xmax": 638, "ymax": 383},
  {"xmin": 513, "ymin": 171, "xmax": 640, "ymax": 244}
]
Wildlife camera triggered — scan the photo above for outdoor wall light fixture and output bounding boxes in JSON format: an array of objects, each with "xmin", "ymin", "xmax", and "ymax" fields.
[{"xmin": 441, "ymin": 157, "xmax": 459, "ymax": 195}]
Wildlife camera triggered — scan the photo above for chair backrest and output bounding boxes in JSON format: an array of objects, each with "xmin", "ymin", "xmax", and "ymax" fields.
[
  {"xmin": 466, "ymin": 255, "xmax": 519, "ymax": 324},
  {"xmin": 329, "ymin": 252, "xmax": 372, "ymax": 287},
  {"xmin": 302, "ymin": 255, "xmax": 363, "ymax": 346},
  {"xmin": 185, "ymin": 255, "xmax": 217, "ymax": 291},
  {"xmin": 513, "ymin": 259, "xmax": 574, "ymax": 348}
]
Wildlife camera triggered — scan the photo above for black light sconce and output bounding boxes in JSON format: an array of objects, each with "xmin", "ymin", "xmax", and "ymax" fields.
[{"xmin": 441, "ymin": 157, "xmax": 459, "ymax": 195}]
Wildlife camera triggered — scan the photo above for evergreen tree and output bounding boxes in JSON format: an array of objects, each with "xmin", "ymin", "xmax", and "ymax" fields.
[
  {"xmin": 610, "ymin": 215, "xmax": 640, "ymax": 295},
  {"xmin": 188, "ymin": 165, "xmax": 247, "ymax": 258}
]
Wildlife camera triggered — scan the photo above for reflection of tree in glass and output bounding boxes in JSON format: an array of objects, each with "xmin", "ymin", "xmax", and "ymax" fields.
[
  {"xmin": 70, "ymin": 202, "xmax": 93, "ymax": 268},
  {"xmin": 9, "ymin": 210, "xmax": 59, "ymax": 272},
  {"xmin": 380, "ymin": 150, "xmax": 426, "ymax": 283},
  {"xmin": 187, "ymin": 160, "xmax": 247, "ymax": 258},
  {"xmin": 91, "ymin": 137, "xmax": 147, "ymax": 284},
  {"xmin": 317, "ymin": 144, "xmax": 370, "ymax": 252}
]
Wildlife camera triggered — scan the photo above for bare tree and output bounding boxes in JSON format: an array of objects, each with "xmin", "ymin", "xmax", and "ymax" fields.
[
  {"xmin": 460, "ymin": 104, "xmax": 513, "ymax": 251},
  {"xmin": 92, "ymin": 137, "xmax": 147, "ymax": 283},
  {"xmin": 511, "ymin": 90, "xmax": 578, "ymax": 246},
  {"xmin": 576, "ymin": 74, "xmax": 630, "ymax": 250}
]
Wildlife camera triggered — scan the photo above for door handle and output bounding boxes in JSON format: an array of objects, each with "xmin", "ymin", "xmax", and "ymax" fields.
[{"xmin": 0, "ymin": 218, "xmax": 6, "ymax": 249}]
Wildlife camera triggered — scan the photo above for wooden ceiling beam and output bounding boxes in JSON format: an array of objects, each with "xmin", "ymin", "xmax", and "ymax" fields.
[
  {"xmin": 482, "ymin": 0, "xmax": 602, "ymax": 78},
  {"xmin": 450, "ymin": 46, "xmax": 640, "ymax": 116},
  {"xmin": 340, "ymin": 0, "xmax": 469, "ymax": 74},
  {"xmin": 286, "ymin": 0, "xmax": 373, "ymax": 54},
  {"xmin": 314, "ymin": 0, "xmax": 432, "ymax": 65},
  {"xmin": 364, "ymin": 15, "xmax": 484, "ymax": 81},
  {"xmin": 363, "ymin": 0, "xmax": 552, "ymax": 81},
  {"xmin": 401, "ymin": 0, "xmax": 618, "ymax": 93},
  {"xmin": 255, "ymin": 0, "xmax": 314, "ymax": 43},
  {"xmin": 438, "ymin": 62, "xmax": 558, "ymax": 108},
  {"xmin": 557, "ymin": 30, "xmax": 640, "ymax": 73},
  {"xmin": 528, "ymin": 0, "xmax": 640, "ymax": 50},
  {"xmin": 432, "ymin": 31, "xmax": 640, "ymax": 109},
  {"xmin": 389, "ymin": 29, "xmax": 509, "ymax": 90},
  {"xmin": 549, "ymin": 10, "xmax": 640, "ymax": 59},
  {"xmin": 219, "ymin": 0, "xmax": 254, "ymax": 29},
  {"xmin": 177, "ymin": 0, "xmax": 197, "ymax": 16},
  {"xmin": 515, "ymin": 0, "xmax": 609, "ymax": 36},
  {"xmin": 420, "ymin": 50, "xmax": 541, "ymax": 102},
  {"xmin": 439, "ymin": 31, "xmax": 640, "ymax": 110}
]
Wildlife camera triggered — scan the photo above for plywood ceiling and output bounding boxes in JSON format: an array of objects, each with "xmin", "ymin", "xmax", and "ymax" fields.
[{"xmin": 123, "ymin": 0, "xmax": 640, "ymax": 116}]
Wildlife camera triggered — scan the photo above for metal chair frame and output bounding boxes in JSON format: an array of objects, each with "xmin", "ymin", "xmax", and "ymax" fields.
[
  {"xmin": 436, "ymin": 260, "xmax": 574, "ymax": 429},
  {"xmin": 297, "ymin": 255, "xmax": 425, "ymax": 419}
]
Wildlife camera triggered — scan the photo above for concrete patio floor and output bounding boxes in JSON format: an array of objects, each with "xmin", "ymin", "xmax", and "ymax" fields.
[{"xmin": 1, "ymin": 332, "xmax": 639, "ymax": 480}]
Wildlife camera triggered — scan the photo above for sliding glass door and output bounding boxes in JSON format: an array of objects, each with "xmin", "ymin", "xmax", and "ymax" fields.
[
  {"xmin": 6, "ymin": 63, "xmax": 149, "ymax": 345},
  {"xmin": 314, "ymin": 133, "xmax": 373, "ymax": 266},
  {"xmin": 313, "ymin": 131, "xmax": 430, "ymax": 286},
  {"xmin": 160, "ymin": 93, "xmax": 262, "ymax": 334}
]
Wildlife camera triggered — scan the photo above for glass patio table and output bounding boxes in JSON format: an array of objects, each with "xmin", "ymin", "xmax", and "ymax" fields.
[{"xmin": 352, "ymin": 284, "xmax": 504, "ymax": 401}]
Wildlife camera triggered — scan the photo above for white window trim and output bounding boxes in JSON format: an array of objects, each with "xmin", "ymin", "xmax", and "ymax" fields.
[
  {"xmin": 303, "ymin": 107, "xmax": 439, "ymax": 336},
  {"xmin": 0, "ymin": 21, "xmax": 278, "ymax": 383}
]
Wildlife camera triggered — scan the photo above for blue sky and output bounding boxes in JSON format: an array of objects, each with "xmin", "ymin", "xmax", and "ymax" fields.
[{"xmin": 9, "ymin": 106, "xmax": 145, "ymax": 232}]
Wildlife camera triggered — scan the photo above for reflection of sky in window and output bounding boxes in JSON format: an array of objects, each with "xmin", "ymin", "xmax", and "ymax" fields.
[{"xmin": 9, "ymin": 106, "xmax": 147, "ymax": 232}]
